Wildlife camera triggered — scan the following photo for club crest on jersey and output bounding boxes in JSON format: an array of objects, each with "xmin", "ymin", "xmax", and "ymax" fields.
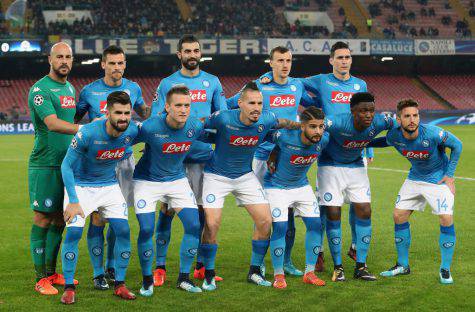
[
  {"xmin": 402, "ymin": 150, "xmax": 429, "ymax": 160},
  {"xmin": 187, "ymin": 129, "xmax": 195, "ymax": 138},
  {"xmin": 422, "ymin": 139, "xmax": 430, "ymax": 147},
  {"xmin": 331, "ymin": 91, "xmax": 353, "ymax": 104},
  {"xmin": 274, "ymin": 248, "xmax": 284, "ymax": 257},
  {"xmin": 162, "ymin": 142, "xmax": 191, "ymax": 154},
  {"xmin": 354, "ymin": 84, "xmax": 360, "ymax": 90},
  {"xmin": 202, "ymin": 80, "xmax": 210, "ymax": 87},
  {"xmin": 124, "ymin": 136, "xmax": 131, "ymax": 144},
  {"xmin": 290, "ymin": 154, "xmax": 318, "ymax": 166},
  {"xmin": 33, "ymin": 94, "xmax": 44, "ymax": 106},
  {"xmin": 270, "ymin": 95, "xmax": 296, "ymax": 107},
  {"xmin": 229, "ymin": 135, "xmax": 259, "ymax": 147},
  {"xmin": 343, "ymin": 140, "xmax": 370, "ymax": 149},
  {"xmin": 257, "ymin": 124, "xmax": 264, "ymax": 133},
  {"xmin": 272, "ymin": 208, "xmax": 281, "ymax": 218},
  {"xmin": 96, "ymin": 147, "xmax": 125, "ymax": 160},
  {"xmin": 189, "ymin": 90, "xmax": 207, "ymax": 102},
  {"xmin": 290, "ymin": 85, "xmax": 297, "ymax": 92},
  {"xmin": 368, "ymin": 129, "xmax": 375, "ymax": 137}
]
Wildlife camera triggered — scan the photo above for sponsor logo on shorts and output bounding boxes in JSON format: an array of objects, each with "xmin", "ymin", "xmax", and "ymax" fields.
[
  {"xmin": 331, "ymin": 237, "xmax": 341, "ymax": 245},
  {"xmin": 274, "ymin": 248, "xmax": 284, "ymax": 257},
  {"xmin": 190, "ymin": 90, "xmax": 207, "ymax": 102},
  {"xmin": 121, "ymin": 251, "xmax": 131, "ymax": 259},
  {"xmin": 137, "ymin": 199, "xmax": 146, "ymax": 209},
  {"xmin": 162, "ymin": 142, "xmax": 191, "ymax": 154},
  {"xmin": 206, "ymin": 194, "xmax": 216, "ymax": 203},
  {"xmin": 331, "ymin": 91, "xmax": 354, "ymax": 104},
  {"xmin": 402, "ymin": 150, "xmax": 429, "ymax": 160},
  {"xmin": 65, "ymin": 252, "xmax": 76, "ymax": 261},
  {"xmin": 60, "ymin": 96, "xmax": 76, "ymax": 109},
  {"xmin": 188, "ymin": 248, "xmax": 198, "ymax": 256},
  {"xmin": 269, "ymin": 95, "xmax": 296, "ymax": 107},
  {"xmin": 34, "ymin": 247, "xmax": 44, "ymax": 254},
  {"xmin": 96, "ymin": 147, "xmax": 125, "ymax": 160},
  {"xmin": 394, "ymin": 237, "xmax": 403, "ymax": 244},
  {"xmin": 443, "ymin": 242, "xmax": 454, "ymax": 248},
  {"xmin": 290, "ymin": 154, "xmax": 318, "ymax": 166},
  {"xmin": 272, "ymin": 208, "xmax": 281, "ymax": 218},
  {"xmin": 92, "ymin": 246, "xmax": 102, "ymax": 256},
  {"xmin": 99, "ymin": 100, "xmax": 107, "ymax": 113},
  {"xmin": 342, "ymin": 140, "xmax": 370, "ymax": 149},
  {"xmin": 44, "ymin": 198, "xmax": 52, "ymax": 208},
  {"xmin": 157, "ymin": 238, "xmax": 167, "ymax": 245},
  {"xmin": 323, "ymin": 192, "xmax": 332, "ymax": 202},
  {"xmin": 143, "ymin": 249, "xmax": 153, "ymax": 258},
  {"xmin": 362, "ymin": 235, "xmax": 371, "ymax": 244},
  {"xmin": 229, "ymin": 135, "xmax": 259, "ymax": 147}
]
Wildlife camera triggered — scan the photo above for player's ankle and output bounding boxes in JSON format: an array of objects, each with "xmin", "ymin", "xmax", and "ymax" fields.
[
  {"xmin": 64, "ymin": 284, "xmax": 75, "ymax": 291},
  {"xmin": 142, "ymin": 275, "xmax": 153, "ymax": 288},
  {"xmin": 195, "ymin": 262, "xmax": 204, "ymax": 270}
]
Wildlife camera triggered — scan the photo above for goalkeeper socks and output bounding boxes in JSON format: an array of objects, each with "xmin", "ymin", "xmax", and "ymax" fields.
[
  {"xmin": 62, "ymin": 227, "xmax": 83, "ymax": 285},
  {"xmin": 105, "ymin": 225, "xmax": 116, "ymax": 270},
  {"xmin": 156, "ymin": 211, "xmax": 173, "ymax": 267},
  {"xmin": 251, "ymin": 239, "xmax": 270, "ymax": 267},
  {"xmin": 137, "ymin": 212, "xmax": 155, "ymax": 276},
  {"xmin": 355, "ymin": 217, "xmax": 372, "ymax": 264},
  {"xmin": 395, "ymin": 222, "xmax": 411, "ymax": 267},
  {"xmin": 108, "ymin": 218, "xmax": 131, "ymax": 283},
  {"xmin": 177, "ymin": 208, "xmax": 200, "ymax": 274},
  {"xmin": 326, "ymin": 220, "xmax": 342, "ymax": 266},
  {"xmin": 284, "ymin": 209, "xmax": 296, "ymax": 265},
  {"xmin": 439, "ymin": 224, "xmax": 456, "ymax": 271},
  {"xmin": 45, "ymin": 224, "xmax": 64, "ymax": 276},
  {"xmin": 302, "ymin": 217, "xmax": 322, "ymax": 274},
  {"xmin": 30, "ymin": 224, "xmax": 48, "ymax": 281},
  {"xmin": 270, "ymin": 221, "xmax": 287, "ymax": 275},
  {"xmin": 87, "ymin": 222, "xmax": 105, "ymax": 278},
  {"xmin": 349, "ymin": 203, "xmax": 357, "ymax": 248}
]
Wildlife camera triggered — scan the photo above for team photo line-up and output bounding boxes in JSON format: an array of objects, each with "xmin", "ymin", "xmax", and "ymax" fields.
[{"xmin": 27, "ymin": 34, "xmax": 462, "ymax": 305}]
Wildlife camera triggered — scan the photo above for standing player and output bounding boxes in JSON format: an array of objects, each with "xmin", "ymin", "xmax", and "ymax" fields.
[
  {"xmin": 261, "ymin": 42, "xmax": 373, "ymax": 269},
  {"xmin": 150, "ymin": 34, "xmax": 227, "ymax": 285},
  {"xmin": 227, "ymin": 46, "xmax": 313, "ymax": 276},
  {"xmin": 75, "ymin": 45, "xmax": 150, "ymax": 290},
  {"xmin": 28, "ymin": 42, "xmax": 81, "ymax": 295},
  {"xmin": 318, "ymin": 92, "xmax": 394, "ymax": 282},
  {"xmin": 376, "ymin": 100, "xmax": 462, "ymax": 284},
  {"xmin": 265, "ymin": 107, "xmax": 328, "ymax": 289},
  {"xmin": 60, "ymin": 91, "xmax": 138, "ymax": 304},
  {"xmin": 133, "ymin": 86, "xmax": 204, "ymax": 295},
  {"xmin": 199, "ymin": 82, "xmax": 300, "ymax": 291}
]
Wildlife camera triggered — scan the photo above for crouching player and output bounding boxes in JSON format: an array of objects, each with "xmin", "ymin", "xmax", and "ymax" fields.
[
  {"xmin": 59, "ymin": 91, "xmax": 138, "ymax": 304},
  {"xmin": 133, "ymin": 85, "xmax": 204, "ymax": 295},
  {"xmin": 266, "ymin": 107, "xmax": 329, "ymax": 289},
  {"xmin": 377, "ymin": 100, "xmax": 462, "ymax": 284}
]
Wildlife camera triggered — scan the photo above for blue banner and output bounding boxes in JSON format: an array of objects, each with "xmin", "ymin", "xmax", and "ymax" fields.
[
  {"xmin": 0, "ymin": 121, "xmax": 35, "ymax": 134},
  {"xmin": 61, "ymin": 38, "xmax": 267, "ymax": 55},
  {"xmin": 455, "ymin": 40, "xmax": 475, "ymax": 54},
  {"xmin": 370, "ymin": 39, "xmax": 414, "ymax": 55}
]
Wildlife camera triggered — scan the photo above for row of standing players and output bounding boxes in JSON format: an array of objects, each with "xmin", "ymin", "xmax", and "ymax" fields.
[{"xmin": 27, "ymin": 37, "xmax": 462, "ymax": 305}]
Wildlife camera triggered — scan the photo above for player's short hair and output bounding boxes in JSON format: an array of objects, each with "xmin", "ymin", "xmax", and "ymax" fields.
[
  {"xmin": 178, "ymin": 34, "xmax": 200, "ymax": 51},
  {"xmin": 397, "ymin": 99, "xmax": 419, "ymax": 116},
  {"xmin": 240, "ymin": 81, "xmax": 260, "ymax": 99},
  {"xmin": 300, "ymin": 106, "xmax": 325, "ymax": 122},
  {"xmin": 330, "ymin": 41, "xmax": 350, "ymax": 57},
  {"xmin": 106, "ymin": 91, "xmax": 131, "ymax": 109},
  {"xmin": 350, "ymin": 92, "xmax": 375, "ymax": 108},
  {"xmin": 270, "ymin": 46, "xmax": 290, "ymax": 60},
  {"xmin": 166, "ymin": 85, "xmax": 190, "ymax": 104},
  {"xmin": 102, "ymin": 45, "xmax": 125, "ymax": 61}
]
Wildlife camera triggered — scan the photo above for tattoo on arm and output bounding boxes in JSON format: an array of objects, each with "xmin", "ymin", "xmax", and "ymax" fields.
[{"xmin": 276, "ymin": 118, "xmax": 300, "ymax": 130}]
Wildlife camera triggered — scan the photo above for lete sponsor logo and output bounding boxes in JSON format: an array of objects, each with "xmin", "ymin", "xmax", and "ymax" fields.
[
  {"xmin": 229, "ymin": 135, "xmax": 259, "ymax": 147},
  {"xmin": 162, "ymin": 142, "xmax": 191, "ymax": 153},
  {"xmin": 290, "ymin": 154, "xmax": 318, "ymax": 165},
  {"xmin": 190, "ymin": 90, "xmax": 207, "ymax": 102},
  {"xmin": 402, "ymin": 150, "xmax": 429, "ymax": 159},
  {"xmin": 342, "ymin": 140, "xmax": 370, "ymax": 148},
  {"xmin": 331, "ymin": 91, "xmax": 353, "ymax": 104},
  {"xmin": 96, "ymin": 147, "xmax": 125, "ymax": 160},
  {"xmin": 60, "ymin": 96, "xmax": 76, "ymax": 109},
  {"xmin": 269, "ymin": 95, "xmax": 296, "ymax": 107}
]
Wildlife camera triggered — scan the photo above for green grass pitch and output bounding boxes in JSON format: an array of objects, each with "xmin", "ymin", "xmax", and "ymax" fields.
[{"xmin": 0, "ymin": 126, "xmax": 474, "ymax": 311}]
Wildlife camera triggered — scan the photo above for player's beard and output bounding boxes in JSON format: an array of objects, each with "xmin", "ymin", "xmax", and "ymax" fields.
[
  {"xmin": 182, "ymin": 57, "xmax": 200, "ymax": 71},
  {"xmin": 402, "ymin": 123, "xmax": 419, "ymax": 134},
  {"xmin": 305, "ymin": 131, "xmax": 321, "ymax": 144},
  {"xmin": 110, "ymin": 119, "xmax": 130, "ymax": 133},
  {"xmin": 53, "ymin": 64, "xmax": 70, "ymax": 78}
]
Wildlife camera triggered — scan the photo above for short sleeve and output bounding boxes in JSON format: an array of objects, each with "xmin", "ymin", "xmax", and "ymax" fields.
[{"xmin": 29, "ymin": 88, "xmax": 55, "ymax": 120}]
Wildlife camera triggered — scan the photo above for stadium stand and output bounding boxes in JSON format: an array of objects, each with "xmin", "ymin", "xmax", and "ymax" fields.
[{"xmin": 420, "ymin": 75, "xmax": 475, "ymax": 109}]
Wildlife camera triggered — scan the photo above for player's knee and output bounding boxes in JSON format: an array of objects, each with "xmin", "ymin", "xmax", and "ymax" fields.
[
  {"xmin": 355, "ymin": 204, "xmax": 371, "ymax": 219},
  {"xmin": 91, "ymin": 212, "xmax": 106, "ymax": 226},
  {"xmin": 256, "ymin": 217, "xmax": 272, "ymax": 234},
  {"xmin": 33, "ymin": 211, "xmax": 52, "ymax": 227},
  {"xmin": 272, "ymin": 222, "xmax": 287, "ymax": 239},
  {"xmin": 303, "ymin": 217, "xmax": 321, "ymax": 232},
  {"xmin": 139, "ymin": 222, "xmax": 154, "ymax": 239},
  {"xmin": 439, "ymin": 214, "xmax": 453, "ymax": 227},
  {"xmin": 325, "ymin": 207, "xmax": 341, "ymax": 221},
  {"xmin": 110, "ymin": 220, "xmax": 130, "ymax": 239},
  {"xmin": 64, "ymin": 227, "xmax": 83, "ymax": 244},
  {"xmin": 393, "ymin": 209, "xmax": 409, "ymax": 224}
]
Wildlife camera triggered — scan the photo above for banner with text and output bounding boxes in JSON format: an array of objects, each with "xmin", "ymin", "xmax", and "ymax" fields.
[
  {"xmin": 415, "ymin": 39, "xmax": 455, "ymax": 55},
  {"xmin": 267, "ymin": 38, "xmax": 370, "ymax": 55},
  {"xmin": 370, "ymin": 39, "xmax": 413, "ymax": 55}
]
